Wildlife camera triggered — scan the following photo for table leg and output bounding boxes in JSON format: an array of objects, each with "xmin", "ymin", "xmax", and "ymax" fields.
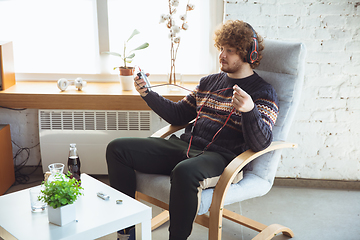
[
  {"xmin": 0, "ymin": 226, "xmax": 16, "ymax": 240},
  {"xmin": 136, "ymin": 219, "xmax": 151, "ymax": 240}
]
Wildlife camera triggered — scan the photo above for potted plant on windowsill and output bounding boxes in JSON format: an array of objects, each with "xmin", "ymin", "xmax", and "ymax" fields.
[
  {"xmin": 39, "ymin": 173, "xmax": 83, "ymax": 226},
  {"xmin": 103, "ymin": 29, "xmax": 149, "ymax": 90}
]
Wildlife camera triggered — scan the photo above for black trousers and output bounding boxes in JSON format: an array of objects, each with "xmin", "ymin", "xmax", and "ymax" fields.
[{"xmin": 106, "ymin": 135, "xmax": 234, "ymax": 240}]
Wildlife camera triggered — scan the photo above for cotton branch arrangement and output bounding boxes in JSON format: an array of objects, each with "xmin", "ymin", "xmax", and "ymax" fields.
[{"xmin": 160, "ymin": 0, "xmax": 195, "ymax": 84}]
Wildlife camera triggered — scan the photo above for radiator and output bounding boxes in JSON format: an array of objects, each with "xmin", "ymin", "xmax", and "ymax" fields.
[{"xmin": 39, "ymin": 110, "xmax": 152, "ymax": 174}]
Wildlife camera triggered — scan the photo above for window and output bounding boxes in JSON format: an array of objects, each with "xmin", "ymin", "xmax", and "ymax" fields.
[
  {"xmin": 0, "ymin": 0, "xmax": 222, "ymax": 81},
  {"xmin": 0, "ymin": 0, "xmax": 99, "ymax": 74}
]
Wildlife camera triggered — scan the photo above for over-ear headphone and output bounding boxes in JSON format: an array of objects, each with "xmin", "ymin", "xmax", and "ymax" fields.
[
  {"xmin": 57, "ymin": 77, "xmax": 87, "ymax": 91},
  {"xmin": 246, "ymin": 23, "xmax": 259, "ymax": 64}
]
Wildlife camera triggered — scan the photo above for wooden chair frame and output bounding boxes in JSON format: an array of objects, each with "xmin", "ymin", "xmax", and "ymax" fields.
[{"xmin": 136, "ymin": 124, "xmax": 296, "ymax": 240}]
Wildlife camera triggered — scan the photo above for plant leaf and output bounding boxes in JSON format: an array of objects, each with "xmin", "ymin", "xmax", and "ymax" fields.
[
  {"xmin": 102, "ymin": 51, "xmax": 122, "ymax": 58},
  {"xmin": 40, "ymin": 176, "xmax": 83, "ymax": 208},
  {"xmin": 127, "ymin": 29, "xmax": 140, "ymax": 42},
  {"xmin": 126, "ymin": 53, "xmax": 135, "ymax": 59},
  {"xmin": 131, "ymin": 43, "xmax": 149, "ymax": 52}
]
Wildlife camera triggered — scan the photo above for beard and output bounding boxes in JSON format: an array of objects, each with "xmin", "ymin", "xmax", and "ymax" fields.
[{"xmin": 219, "ymin": 59, "xmax": 242, "ymax": 73}]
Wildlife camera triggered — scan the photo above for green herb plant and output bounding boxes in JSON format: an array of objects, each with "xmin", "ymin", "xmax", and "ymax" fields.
[
  {"xmin": 39, "ymin": 172, "xmax": 84, "ymax": 209},
  {"xmin": 103, "ymin": 29, "xmax": 149, "ymax": 69}
]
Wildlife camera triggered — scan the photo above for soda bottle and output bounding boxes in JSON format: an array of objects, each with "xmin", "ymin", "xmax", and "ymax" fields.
[{"xmin": 68, "ymin": 143, "xmax": 81, "ymax": 183}]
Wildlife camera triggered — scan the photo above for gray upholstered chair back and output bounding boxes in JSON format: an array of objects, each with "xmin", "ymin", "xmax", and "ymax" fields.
[{"xmin": 246, "ymin": 39, "xmax": 306, "ymax": 184}]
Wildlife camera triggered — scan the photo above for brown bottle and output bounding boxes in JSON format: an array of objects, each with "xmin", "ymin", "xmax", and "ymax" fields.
[{"xmin": 68, "ymin": 143, "xmax": 81, "ymax": 183}]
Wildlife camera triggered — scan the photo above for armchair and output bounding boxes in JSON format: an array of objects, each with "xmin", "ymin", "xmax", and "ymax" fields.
[{"xmin": 135, "ymin": 39, "xmax": 306, "ymax": 240}]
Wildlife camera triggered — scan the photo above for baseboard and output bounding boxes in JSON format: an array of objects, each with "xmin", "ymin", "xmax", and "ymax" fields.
[{"xmin": 274, "ymin": 177, "xmax": 360, "ymax": 190}]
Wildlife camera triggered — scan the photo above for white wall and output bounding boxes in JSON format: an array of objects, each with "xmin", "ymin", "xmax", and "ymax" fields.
[
  {"xmin": 224, "ymin": 0, "xmax": 360, "ymax": 180},
  {"xmin": 1, "ymin": 0, "xmax": 359, "ymax": 181}
]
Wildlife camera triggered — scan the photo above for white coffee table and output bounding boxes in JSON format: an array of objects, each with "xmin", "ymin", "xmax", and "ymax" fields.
[{"xmin": 0, "ymin": 173, "xmax": 151, "ymax": 240}]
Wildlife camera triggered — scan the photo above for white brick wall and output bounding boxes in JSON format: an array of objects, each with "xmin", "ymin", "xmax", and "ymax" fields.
[{"xmin": 225, "ymin": 0, "xmax": 360, "ymax": 180}]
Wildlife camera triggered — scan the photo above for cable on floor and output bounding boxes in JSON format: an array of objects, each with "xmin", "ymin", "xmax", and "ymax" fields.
[{"xmin": 12, "ymin": 140, "xmax": 42, "ymax": 185}]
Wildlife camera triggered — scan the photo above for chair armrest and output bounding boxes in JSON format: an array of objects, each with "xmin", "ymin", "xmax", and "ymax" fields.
[
  {"xmin": 209, "ymin": 141, "xmax": 297, "ymax": 221},
  {"xmin": 151, "ymin": 124, "xmax": 189, "ymax": 138},
  {"xmin": 221, "ymin": 141, "xmax": 297, "ymax": 186}
]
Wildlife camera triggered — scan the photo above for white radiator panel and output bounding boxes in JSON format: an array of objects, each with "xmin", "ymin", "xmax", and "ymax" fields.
[{"xmin": 39, "ymin": 110, "xmax": 152, "ymax": 174}]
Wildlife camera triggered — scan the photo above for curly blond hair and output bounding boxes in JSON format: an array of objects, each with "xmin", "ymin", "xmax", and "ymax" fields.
[{"xmin": 214, "ymin": 20, "xmax": 264, "ymax": 69}]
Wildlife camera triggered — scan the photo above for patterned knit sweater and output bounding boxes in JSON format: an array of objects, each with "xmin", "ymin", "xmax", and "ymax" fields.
[{"xmin": 143, "ymin": 72, "xmax": 279, "ymax": 156}]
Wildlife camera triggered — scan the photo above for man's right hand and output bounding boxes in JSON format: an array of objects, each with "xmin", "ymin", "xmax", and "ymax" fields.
[{"xmin": 134, "ymin": 73, "xmax": 150, "ymax": 97}]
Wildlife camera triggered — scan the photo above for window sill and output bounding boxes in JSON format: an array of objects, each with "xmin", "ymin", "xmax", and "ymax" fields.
[{"xmin": 0, "ymin": 81, "xmax": 196, "ymax": 110}]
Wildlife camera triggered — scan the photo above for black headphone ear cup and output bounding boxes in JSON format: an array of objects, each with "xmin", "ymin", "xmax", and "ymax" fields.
[
  {"xmin": 245, "ymin": 23, "xmax": 259, "ymax": 64},
  {"xmin": 248, "ymin": 38, "xmax": 258, "ymax": 64}
]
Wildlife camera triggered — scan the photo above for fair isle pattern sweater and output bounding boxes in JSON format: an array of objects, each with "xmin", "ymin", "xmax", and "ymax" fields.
[{"xmin": 143, "ymin": 72, "xmax": 279, "ymax": 156}]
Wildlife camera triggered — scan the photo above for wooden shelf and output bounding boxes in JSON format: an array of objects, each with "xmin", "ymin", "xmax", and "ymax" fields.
[{"xmin": 0, "ymin": 81, "xmax": 195, "ymax": 110}]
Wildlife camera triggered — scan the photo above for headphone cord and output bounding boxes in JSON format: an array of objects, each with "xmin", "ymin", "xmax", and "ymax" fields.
[
  {"xmin": 136, "ymin": 71, "xmax": 236, "ymax": 158},
  {"xmin": 146, "ymin": 83, "xmax": 193, "ymax": 92},
  {"xmin": 186, "ymin": 85, "xmax": 234, "ymax": 158}
]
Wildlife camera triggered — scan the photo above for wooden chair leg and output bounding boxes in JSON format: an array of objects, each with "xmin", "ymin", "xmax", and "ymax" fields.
[
  {"xmin": 207, "ymin": 207, "xmax": 268, "ymax": 240},
  {"xmin": 223, "ymin": 208, "xmax": 267, "ymax": 232},
  {"xmin": 136, "ymin": 191, "xmax": 169, "ymax": 210},
  {"xmin": 194, "ymin": 214, "xmax": 210, "ymax": 228},
  {"xmin": 252, "ymin": 224, "xmax": 294, "ymax": 240},
  {"xmin": 151, "ymin": 210, "xmax": 170, "ymax": 231},
  {"xmin": 208, "ymin": 207, "xmax": 223, "ymax": 240},
  {"xmin": 223, "ymin": 208, "xmax": 293, "ymax": 240}
]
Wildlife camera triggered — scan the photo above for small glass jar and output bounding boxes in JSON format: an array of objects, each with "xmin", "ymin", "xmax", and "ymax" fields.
[{"xmin": 47, "ymin": 163, "xmax": 65, "ymax": 182}]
